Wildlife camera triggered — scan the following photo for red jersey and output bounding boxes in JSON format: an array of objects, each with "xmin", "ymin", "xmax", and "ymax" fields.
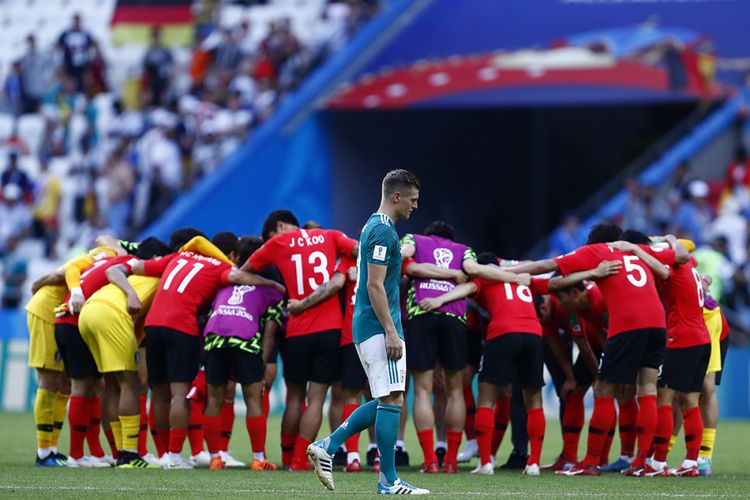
[
  {"xmin": 56, "ymin": 255, "xmax": 137, "ymax": 326},
  {"xmin": 471, "ymin": 277, "xmax": 549, "ymax": 340},
  {"xmin": 248, "ymin": 228, "xmax": 356, "ymax": 338},
  {"xmin": 660, "ymin": 257, "xmax": 710, "ymax": 348},
  {"xmin": 337, "ymin": 256, "xmax": 357, "ymax": 347},
  {"xmin": 578, "ymin": 317, "xmax": 604, "ymax": 352},
  {"xmin": 144, "ymin": 252, "xmax": 233, "ymax": 336},
  {"xmin": 555, "ymin": 243, "xmax": 675, "ymax": 337},
  {"xmin": 542, "ymin": 295, "xmax": 578, "ymax": 339},
  {"xmin": 576, "ymin": 282, "xmax": 607, "ymax": 350}
]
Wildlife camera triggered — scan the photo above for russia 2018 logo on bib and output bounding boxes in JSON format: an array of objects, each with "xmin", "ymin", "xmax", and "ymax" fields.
[
  {"xmin": 433, "ymin": 248, "xmax": 454, "ymax": 269},
  {"xmin": 229, "ymin": 285, "xmax": 255, "ymax": 305}
]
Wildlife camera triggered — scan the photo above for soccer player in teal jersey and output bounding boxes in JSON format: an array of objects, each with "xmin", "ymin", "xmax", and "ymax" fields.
[{"xmin": 308, "ymin": 169, "xmax": 429, "ymax": 495}]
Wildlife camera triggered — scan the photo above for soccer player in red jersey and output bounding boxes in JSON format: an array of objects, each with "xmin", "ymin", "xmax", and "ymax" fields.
[
  {"xmin": 417, "ymin": 252, "xmax": 620, "ymax": 476},
  {"xmin": 613, "ymin": 231, "xmax": 711, "ymax": 477},
  {"xmin": 241, "ymin": 210, "xmax": 358, "ymax": 471},
  {"xmin": 114, "ymin": 227, "xmax": 284, "ymax": 469},
  {"xmin": 507, "ymin": 223, "xmax": 689, "ymax": 476}
]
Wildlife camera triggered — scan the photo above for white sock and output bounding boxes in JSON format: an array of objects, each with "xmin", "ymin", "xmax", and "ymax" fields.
[
  {"xmin": 50, "ymin": 446, "xmax": 58, "ymax": 454},
  {"xmin": 435, "ymin": 440, "xmax": 447, "ymax": 450},
  {"xmin": 252, "ymin": 452, "xmax": 265, "ymax": 461},
  {"xmin": 168, "ymin": 452, "xmax": 181, "ymax": 461},
  {"xmin": 465, "ymin": 438, "xmax": 477, "ymax": 446},
  {"xmin": 683, "ymin": 459, "xmax": 698, "ymax": 468},
  {"xmin": 38, "ymin": 447, "xmax": 52, "ymax": 458},
  {"xmin": 651, "ymin": 460, "xmax": 667, "ymax": 470},
  {"xmin": 210, "ymin": 452, "xmax": 220, "ymax": 459},
  {"xmin": 347, "ymin": 451, "xmax": 360, "ymax": 464},
  {"xmin": 395, "ymin": 440, "xmax": 406, "ymax": 450},
  {"xmin": 368, "ymin": 443, "xmax": 377, "ymax": 452}
]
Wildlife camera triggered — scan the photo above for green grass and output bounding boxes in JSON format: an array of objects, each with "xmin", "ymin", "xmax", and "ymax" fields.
[{"xmin": 2, "ymin": 412, "xmax": 750, "ymax": 498}]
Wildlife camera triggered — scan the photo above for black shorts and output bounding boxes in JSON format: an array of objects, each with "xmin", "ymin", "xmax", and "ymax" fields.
[
  {"xmin": 478, "ymin": 333, "xmax": 544, "ymax": 390},
  {"xmin": 715, "ymin": 337, "xmax": 729, "ymax": 386},
  {"xmin": 54, "ymin": 323, "xmax": 99, "ymax": 379},
  {"xmin": 205, "ymin": 345, "xmax": 264, "ymax": 385},
  {"xmin": 406, "ymin": 313, "xmax": 467, "ymax": 372},
  {"xmin": 281, "ymin": 330, "xmax": 340, "ymax": 385},
  {"xmin": 659, "ymin": 344, "xmax": 711, "ymax": 393},
  {"xmin": 467, "ymin": 330, "xmax": 482, "ymax": 368},
  {"xmin": 572, "ymin": 349, "xmax": 601, "ymax": 388},
  {"xmin": 145, "ymin": 326, "xmax": 202, "ymax": 385},
  {"xmin": 598, "ymin": 328, "xmax": 665, "ymax": 385},
  {"xmin": 338, "ymin": 343, "xmax": 367, "ymax": 392}
]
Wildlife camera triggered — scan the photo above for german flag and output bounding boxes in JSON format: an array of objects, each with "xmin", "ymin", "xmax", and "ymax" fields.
[{"xmin": 111, "ymin": 0, "xmax": 194, "ymax": 46}]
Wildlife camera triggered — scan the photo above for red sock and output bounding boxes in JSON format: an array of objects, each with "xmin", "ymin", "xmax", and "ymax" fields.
[
  {"xmin": 682, "ymin": 406, "xmax": 703, "ymax": 461},
  {"xmin": 464, "ymin": 385, "xmax": 477, "ymax": 440},
  {"xmin": 475, "ymin": 407, "xmax": 494, "ymax": 465},
  {"xmin": 168, "ymin": 428, "xmax": 188, "ymax": 454},
  {"xmin": 562, "ymin": 392, "xmax": 584, "ymax": 463},
  {"xmin": 103, "ymin": 426, "xmax": 118, "ymax": 458},
  {"xmin": 601, "ymin": 427, "xmax": 615, "ymax": 466},
  {"xmin": 281, "ymin": 432, "xmax": 296, "ymax": 468},
  {"xmin": 262, "ymin": 389, "xmax": 271, "ymax": 418},
  {"xmin": 138, "ymin": 396, "xmax": 148, "ymax": 456},
  {"xmin": 342, "ymin": 404, "xmax": 359, "ymax": 456},
  {"xmin": 85, "ymin": 397, "xmax": 105, "ymax": 457},
  {"xmin": 618, "ymin": 399, "xmax": 637, "ymax": 458},
  {"xmin": 188, "ymin": 400, "xmax": 205, "ymax": 456},
  {"xmin": 446, "ymin": 429, "xmax": 462, "ymax": 466},
  {"xmin": 220, "ymin": 402, "xmax": 234, "ymax": 452},
  {"xmin": 653, "ymin": 405, "xmax": 673, "ymax": 462},
  {"xmin": 526, "ymin": 407, "xmax": 545, "ymax": 466},
  {"xmin": 583, "ymin": 396, "xmax": 615, "ymax": 466},
  {"xmin": 634, "ymin": 395, "xmax": 657, "ymax": 465},
  {"xmin": 292, "ymin": 435, "xmax": 312, "ymax": 465},
  {"xmin": 68, "ymin": 396, "xmax": 88, "ymax": 459},
  {"xmin": 247, "ymin": 415, "xmax": 267, "ymax": 454},
  {"xmin": 417, "ymin": 429, "xmax": 437, "ymax": 464},
  {"xmin": 491, "ymin": 396, "xmax": 510, "ymax": 455},
  {"xmin": 148, "ymin": 402, "xmax": 167, "ymax": 457},
  {"xmin": 204, "ymin": 415, "xmax": 223, "ymax": 454}
]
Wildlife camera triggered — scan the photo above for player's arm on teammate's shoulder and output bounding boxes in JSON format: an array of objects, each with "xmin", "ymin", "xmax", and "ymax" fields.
[
  {"xmin": 404, "ymin": 261, "xmax": 467, "ymax": 283},
  {"xmin": 30, "ymin": 269, "xmax": 66, "ymax": 294},
  {"xmin": 505, "ymin": 258, "xmax": 559, "ymax": 276},
  {"xmin": 418, "ymin": 282, "xmax": 478, "ymax": 312},
  {"xmin": 287, "ymin": 271, "xmax": 347, "ymax": 315},
  {"xmin": 611, "ymin": 240, "xmax": 671, "ymax": 280},
  {"xmin": 663, "ymin": 234, "xmax": 690, "ymax": 264},
  {"xmin": 469, "ymin": 261, "xmax": 531, "ymax": 286},
  {"xmin": 105, "ymin": 264, "xmax": 142, "ymax": 317},
  {"xmin": 227, "ymin": 269, "xmax": 286, "ymax": 295},
  {"xmin": 366, "ymin": 262, "xmax": 402, "ymax": 360},
  {"xmin": 547, "ymin": 260, "xmax": 622, "ymax": 291}
]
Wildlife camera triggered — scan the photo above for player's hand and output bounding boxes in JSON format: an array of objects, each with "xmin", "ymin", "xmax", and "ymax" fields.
[
  {"xmin": 287, "ymin": 299, "xmax": 304, "ymax": 316},
  {"xmin": 609, "ymin": 240, "xmax": 635, "ymax": 252},
  {"xmin": 515, "ymin": 273, "xmax": 531, "ymax": 286},
  {"xmin": 593, "ymin": 260, "xmax": 622, "ymax": 278},
  {"xmin": 561, "ymin": 379, "xmax": 577, "ymax": 401},
  {"xmin": 126, "ymin": 293, "xmax": 143, "ymax": 317},
  {"xmin": 418, "ymin": 297, "xmax": 443, "ymax": 312},
  {"xmin": 68, "ymin": 287, "xmax": 85, "ymax": 314},
  {"xmin": 454, "ymin": 271, "xmax": 469, "ymax": 284},
  {"xmin": 385, "ymin": 332, "xmax": 403, "ymax": 361}
]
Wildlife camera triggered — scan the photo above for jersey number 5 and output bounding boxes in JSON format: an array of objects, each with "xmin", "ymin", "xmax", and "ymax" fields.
[{"xmin": 623, "ymin": 255, "xmax": 647, "ymax": 288}]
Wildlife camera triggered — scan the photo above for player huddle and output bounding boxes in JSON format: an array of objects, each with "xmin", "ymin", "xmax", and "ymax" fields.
[{"xmin": 25, "ymin": 170, "xmax": 729, "ymax": 494}]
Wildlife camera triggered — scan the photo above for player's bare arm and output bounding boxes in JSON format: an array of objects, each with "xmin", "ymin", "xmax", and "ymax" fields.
[
  {"xmin": 418, "ymin": 282, "xmax": 478, "ymax": 312},
  {"xmin": 367, "ymin": 262, "xmax": 402, "ymax": 360},
  {"xmin": 287, "ymin": 271, "xmax": 346, "ymax": 315},
  {"xmin": 546, "ymin": 333, "xmax": 577, "ymax": 399},
  {"xmin": 30, "ymin": 269, "xmax": 65, "ymax": 294},
  {"xmin": 401, "ymin": 241, "xmax": 416, "ymax": 259},
  {"xmin": 105, "ymin": 265, "xmax": 143, "ymax": 317},
  {"xmin": 572, "ymin": 334, "xmax": 599, "ymax": 378},
  {"xmin": 506, "ymin": 258, "xmax": 559, "ymax": 275},
  {"xmin": 664, "ymin": 234, "xmax": 691, "ymax": 264},
  {"xmin": 404, "ymin": 261, "xmax": 468, "ymax": 284},
  {"xmin": 227, "ymin": 269, "xmax": 286, "ymax": 295},
  {"xmin": 547, "ymin": 260, "xmax": 622, "ymax": 291},
  {"xmin": 261, "ymin": 320, "xmax": 277, "ymax": 365},
  {"xmin": 610, "ymin": 241, "xmax": 670, "ymax": 280}
]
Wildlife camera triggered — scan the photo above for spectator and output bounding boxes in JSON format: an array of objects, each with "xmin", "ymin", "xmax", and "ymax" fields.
[
  {"xmin": 31, "ymin": 158, "xmax": 61, "ymax": 259},
  {"xmin": 672, "ymin": 179, "xmax": 713, "ymax": 246},
  {"xmin": 1, "ymin": 152, "xmax": 32, "ymax": 199},
  {"xmin": 96, "ymin": 143, "xmax": 135, "ymax": 238},
  {"xmin": 3, "ymin": 61, "xmax": 23, "ymax": 117},
  {"xmin": 142, "ymin": 27, "xmax": 174, "ymax": 107},
  {"xmin": 661, "ymin": 160, "xmax": 692, "ymax": 211},
  {"xmin": 710, "ymin": 196, "xmax": 747, "ymax": 265},
  {"xmin": 86, "ymin": 40, "xmax": 109, "ymax": 95},
  {"xmin": 0, "ymin": 184, "xmax": 32, "ymax": 252},
  {"xmin": 56, "ymin": 13, "xmax": 94, "ymax": 92},
  {"xmin": 623, "ymin": 183, "xmax": 670, "ymax": 236},
  {"xmin": 1, "ymin": 236, "xmax": 28, "ymax": 308},
  {"xmin": 19, "ymin": 35, "xmax": 53, "ymax": 115},
  {"xmin": 213, "ymin": 28, "xmax": 243, "ymax": 86}
]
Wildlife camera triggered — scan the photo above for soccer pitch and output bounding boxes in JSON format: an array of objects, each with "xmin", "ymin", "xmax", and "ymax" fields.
[{"xmin": 2, "ymin": 413, "xmax": 750, "ymax": 498}]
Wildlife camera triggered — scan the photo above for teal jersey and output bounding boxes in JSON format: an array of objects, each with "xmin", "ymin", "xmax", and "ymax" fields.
[{"xmin": 353, "ymin": 213, "xmax": 403, "ymax": 344}]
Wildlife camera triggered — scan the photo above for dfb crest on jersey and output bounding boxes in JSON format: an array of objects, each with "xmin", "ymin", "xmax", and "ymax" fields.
[
  {"xmin": 228, "ymin": 285, "xmax": 255, "ymax": 305},
  {"xmin": 433, "ymin": 248, "xmax": 454, "ymax": 269}
]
